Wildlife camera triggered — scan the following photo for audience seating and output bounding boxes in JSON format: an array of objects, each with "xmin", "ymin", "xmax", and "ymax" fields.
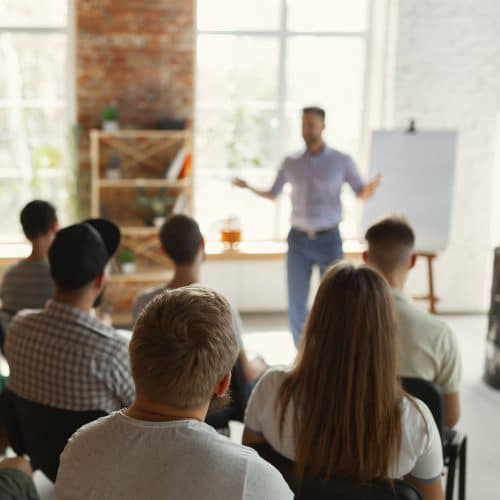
[
  {"xmin": 250, "ymin": 443, "xmax": 422, "ymax": 500},
  {"xmin": 0, "ymin": 389, "xmax": 106, "ymax": 482},
  {"xmin": 401, "ymin": 377, "xmax": 467, "ymax": 500}
]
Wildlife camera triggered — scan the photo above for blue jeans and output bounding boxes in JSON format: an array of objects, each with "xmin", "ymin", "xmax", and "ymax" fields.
[{"xmin": 287, "ymin": 226, "xmax": 343, "ymax": 346}]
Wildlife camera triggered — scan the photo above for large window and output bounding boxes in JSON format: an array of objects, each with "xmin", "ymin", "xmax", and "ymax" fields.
[
  {"xmin": 195, "ymin": 0, "xmax": 371, "ymax": 241},
  {"xmin": 0, "ymin": 0, "xmax": 72, "ymax": 240}
]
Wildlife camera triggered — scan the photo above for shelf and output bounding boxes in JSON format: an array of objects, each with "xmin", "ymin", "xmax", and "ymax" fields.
[
  {"xmin": 108, "ymin": 272, "xmax": 172, "ymax": 283},
  {"xmin": 91, "ymin": 129, "xmax": 190, "ymax": 139},
  {"xmin": 98, "ymin": 178, "xmax": 191, "ymax": 188}
]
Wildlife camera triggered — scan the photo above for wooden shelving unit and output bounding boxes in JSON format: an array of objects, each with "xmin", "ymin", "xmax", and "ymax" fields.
[{"xmin": 89, "ymin": 129, "xmax": 193, "ymax": 326}]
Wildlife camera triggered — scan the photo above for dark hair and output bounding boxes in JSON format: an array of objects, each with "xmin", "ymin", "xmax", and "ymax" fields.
[
  {"xmin": 20, "ymin": 200, "xmax": 57, "ymax": 239},
  {"xmin": 159, "ymin": 215, "xmax": 203, "ymax": 265},
  {"xmin": 302, "ymin": 106, "xmax": 326, "ymax": 121},
  {"xmin": 365, "ymin": 216, "xmax": 415, "ymax": 248},
  {"xmin": 365, "ymin": 216, "xmax": 415, "ymax": 274}
]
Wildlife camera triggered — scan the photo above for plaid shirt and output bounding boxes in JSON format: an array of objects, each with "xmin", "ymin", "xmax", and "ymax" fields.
[{"xmin": 5, "ymin": 300, "xmax": 134, "ymax": 412}]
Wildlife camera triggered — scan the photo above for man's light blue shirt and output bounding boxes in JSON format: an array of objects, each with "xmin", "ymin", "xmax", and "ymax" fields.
[{"xmin": 270, "ymin": 145, "xmax": 365, "ymax": 231}]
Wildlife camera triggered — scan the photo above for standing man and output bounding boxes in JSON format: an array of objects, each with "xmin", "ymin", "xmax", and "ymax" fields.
[{"xmin": 234, "ymin": 107, "xmax": 379, "ymax": 345}]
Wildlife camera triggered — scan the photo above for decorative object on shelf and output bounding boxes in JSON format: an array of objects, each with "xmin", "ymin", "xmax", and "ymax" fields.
[
  {"xmin": 165, "ymin": 147, "xmax": 186, "ymax": 179},
  {"xmin": 220, "ymin": 216, "xmax": 242, "ymax": 249},
  {"xmin": 118, "ymin": 248, "xmax": 136, "ymax": 274},
  {"xmin": 134, "ymin": 188, "xmax": 176, "ymax": 227},
  {"xmin": 101, "ymin": 105, "xmax": 119, "ymax": 132},
  {"xmin": 157, "ymin": 116, "xmax": 186, "ymax": 130},
  {"xmin": 105, "ymin": 153, "xmax": 122, "ymax": 180}
]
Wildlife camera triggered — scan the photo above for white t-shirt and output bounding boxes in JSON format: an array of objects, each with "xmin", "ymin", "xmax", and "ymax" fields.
[
  {"xmin": 55, "ymin": 412, "xmax": 293, "ymax": 500},
  {"xmin": 244, "ymin": 367, "xmax": 444, "ymax": 481}
]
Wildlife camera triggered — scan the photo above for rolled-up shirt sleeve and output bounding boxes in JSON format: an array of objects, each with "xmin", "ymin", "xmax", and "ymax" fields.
[
  {"xmin": 344, "ymin": 155, "xmax": 365, "ymax": 195},
  {"xmin": 270, "ymin": 160, "xmax": 289, "ymax": 197}
]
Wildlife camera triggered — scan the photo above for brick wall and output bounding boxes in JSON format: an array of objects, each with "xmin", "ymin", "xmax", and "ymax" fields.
[
  {"xmin": 75, "ymin": 0, "xmax": 195, "ymax": 212},
  {"xmin": 394, "ymin": 0, "xmax": 500, "ymax": 311}
]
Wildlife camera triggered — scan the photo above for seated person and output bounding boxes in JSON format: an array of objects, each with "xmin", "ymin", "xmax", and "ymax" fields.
[
  {"xmin": 363, "ymin": 216, "xmax": 462, "ymax": 428},
  {"xmin": 243, "ymin": 263, "xmax": 444, "ymax": 500},
  {"xmin": 0, "ymin": 200, "xmax": 58, "ymax": 335},
  {"xmin": 0, "ymin": 457, "xmax": 39, "ymax": 500},
  {"xmin": 56, "ymin": 286, "xmax": 293, "ymax": 500},
  {"xmin": 5, "ymin": 219, "xmax": 134, "ymax": 413},
  {"xmin": 133, "ymin": 214, "xmax": 266, "ymax": 387}
]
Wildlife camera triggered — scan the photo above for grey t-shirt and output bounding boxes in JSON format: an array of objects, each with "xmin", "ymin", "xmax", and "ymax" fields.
[
  {"xmin": 133, "ymin": 285, "xmax": 243, "ymax": 347},
  {"xmin": 55, "ymin": 412, "xmax": 293, "ymax": 500},
  {"xmin": 0, "ymin": 260, "xmax": 54, "ymax": 331}
]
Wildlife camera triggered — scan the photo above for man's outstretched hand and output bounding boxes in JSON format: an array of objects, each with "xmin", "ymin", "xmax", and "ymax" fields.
[
  {"xmin": 359, "ymin": 174, "xmax": 381, "ymax": 201},
  {"xmin": 232, "ymin": 177, "xmax": 248, "ymax": 189}
]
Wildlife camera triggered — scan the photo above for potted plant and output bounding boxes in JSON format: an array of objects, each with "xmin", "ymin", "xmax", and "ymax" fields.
[
  {"xmin": 134, "ymin": 189, "xmax": 176, "ymax": 227},
  {"xmin": 101, "ymin": 105, "xmax": 119, "ymax": 132},
  {"xmin": 105, "ymin": 153, "xmax": 122, "ymax": 180},
  {"xmin": 118, "ymin": 248, "xmax": 136, "ymax": 274}
]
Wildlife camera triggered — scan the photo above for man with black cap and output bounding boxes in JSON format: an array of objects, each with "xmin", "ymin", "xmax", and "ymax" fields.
[{"xmin": 5, "ymin": 219, "xmax": 134, "ymax": 413}]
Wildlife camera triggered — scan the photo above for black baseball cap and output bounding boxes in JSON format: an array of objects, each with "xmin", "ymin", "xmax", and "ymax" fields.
[{"xmin": 49, "ymin": 218, "xmax": 121, "ymax": 290}]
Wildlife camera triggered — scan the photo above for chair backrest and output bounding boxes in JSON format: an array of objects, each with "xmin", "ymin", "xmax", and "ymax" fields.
[
  {"xmin": 0, "ymin": 389, "xmax": 106, "ymax": 482},
  {"xmin": 250, "ymin": 443, "xmax": 422, "ymax": 500},
  {"xmin": 400, "ymin": 377, "xmax": 444, "ymax": 437}
]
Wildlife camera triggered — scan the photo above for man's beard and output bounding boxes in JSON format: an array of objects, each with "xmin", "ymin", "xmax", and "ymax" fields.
[{"xmin": 92, "ymin": 286, "xmax": 106, "ymax": 309}]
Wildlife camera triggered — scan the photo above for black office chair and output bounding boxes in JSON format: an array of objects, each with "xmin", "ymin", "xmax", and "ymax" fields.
[
  {"xmin": 401, "ymin": 377, "xmax": 467, "ymax": 500},
  {"xmin": 250, "ymin": 443, "xmax": 422, "ymax": 500},
  {"xmin": 205, "ymin": 357, "xmax": 249, "ymax": 432},
  {"xmin": 0, "ymin": 389, "xmax": 107, "ymax": 482}
]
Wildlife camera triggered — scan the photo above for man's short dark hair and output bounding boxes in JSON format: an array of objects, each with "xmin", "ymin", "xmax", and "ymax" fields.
[
  {"xmin": 20, "ymin": 200, "xmax": 57, "ymax": 240},
  {"xmin": 159, "ymin": 215, "xmax": 203, "ymax": 265},
  {"xmin": 302, "ymin": 106, "xmax": 326, "ymax": 121},
  {"xmin": 365, "ymin": 216, "xmax": 415, "ymax": 273}
]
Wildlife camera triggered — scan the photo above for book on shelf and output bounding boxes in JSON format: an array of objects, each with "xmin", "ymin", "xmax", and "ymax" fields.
[
  {"xmin": 178, "ymin": 153, "xmax": 192, "ymax": 180},
  {"xmin": 166, "ymin": 147, "xmax": 186, "ymax": 179}
]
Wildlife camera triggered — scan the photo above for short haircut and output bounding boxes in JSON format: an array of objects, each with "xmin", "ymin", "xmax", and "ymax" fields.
[
  {"xmin": 302, "ymin": 106, "xmax": 326, "ymax": 121},
  {"xmin": 159, "ymin": 215, "xmax": 203, "ymax": 265},
  {"xmin": 130, "ymin": 285, "xmax": 239, "ymax": 409},
  {"xmin": 20, "ymin": 200, "xmax": 57, "ymax": 240},
  {"xmin": 365, "ymin": 216, "xmax": 415, "ymax": 274}
]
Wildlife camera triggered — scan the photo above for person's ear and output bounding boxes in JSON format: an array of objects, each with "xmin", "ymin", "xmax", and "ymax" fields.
[
  {"xmin": 214, "ymin": 371, "xmax": 231, "ymax": 398},
  {"xmin": 200, "ymin": 237, "xmax": 206, "ymax": 261},
  {"xmin": 362, "ymin": 250, "xmax": 369, "ymax": 264},
  {"xmin": 95, "ymin": 270, "xmax": 106, "ymax": 291},
  {"xmin": 409, "ymin": 253, "xmax": 417, "ymax": 270},
  {"xmin": 52, "ymin": 220, "xmax": 60, "ymax": 233}
]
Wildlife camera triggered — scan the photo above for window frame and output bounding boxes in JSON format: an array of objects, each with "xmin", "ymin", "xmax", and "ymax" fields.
[{"xmin": 195, "ymin": 0, "xmax": 376, "ymax": 241}]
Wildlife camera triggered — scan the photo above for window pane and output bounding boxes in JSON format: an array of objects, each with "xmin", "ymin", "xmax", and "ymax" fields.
[
  {"xmin": 287, "ymin": 0, "xmax": 368, "ymax": 32},
  {"xmin": 0, "ymin": 0, "xmax": 67, "ymax": 27},
  {"xmin": 0, "ymin": 33, "xmax": 66, "ymax": 101},
  {"xmin": 196, "ymin": 35, "xmax": 279, "ymax": 103},
  {"xmin": 195, "ymin": 106, "xmax": 280, "ymax": 240},
  {"xmin": 285, "ymin": 36, "xmax": 365, "ymax": 157},
  {"xmin": 197, "ymin": 0, "xmax": 281, "ymax": 31}
]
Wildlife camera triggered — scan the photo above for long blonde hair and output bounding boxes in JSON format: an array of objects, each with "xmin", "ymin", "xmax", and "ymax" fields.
[{"xmin": 278, "ymin": 262, "xmax": 403, "ymax": 481}]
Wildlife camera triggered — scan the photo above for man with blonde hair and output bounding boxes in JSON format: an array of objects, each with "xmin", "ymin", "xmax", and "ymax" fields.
[{"xmin": 56, "ymin": 286, "xmax": 293, "ymax": 500}]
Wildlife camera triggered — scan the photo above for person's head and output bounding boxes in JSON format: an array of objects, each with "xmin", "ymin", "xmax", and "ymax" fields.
[
  {"xmin": 278, "ymin": 262, "xmax": 402, "ymax": 481},
  {"xmin": 49, "ymin": 218, "xmax": 120, "ymax": 306},
  {"xmin": 20, "ymin": 200, "xmax": 58, "ymax": 243},
  {"xmin": 130, "ymin": 285, "xmax": 238, "ymax": 412},
  {"xmin": 302, "ymin": 106, "xmax": 326, "ymax": 148},
  {"xmin": 363, "ymin": 215, "xmax": 416, "ymax": 288},
  {"xmin": 159, "ymin": 214, "xmax": 204, "ymax": 267}
]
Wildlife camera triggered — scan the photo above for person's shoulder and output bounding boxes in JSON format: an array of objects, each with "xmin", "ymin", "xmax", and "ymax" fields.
[
  {"xmin": 9, "ymin": 308, "xmax": 44, "ymax": 329},
  {"xmin": 284, "ymin": 150, "xmax": 306, "ymax": 163},
  {"xmin": 252, "ymin": 366, "xmax": 289, "ymax": 397},
  {"xmin": 400, "ymin": 395, "xmax": 434, "ymax": 437},
  {"xmin": 133, "ymin": 285, "xmax": 166, "ymax": 317},
  {"xmin": 66, "ymin": 413, "xmax": 119, "ymax": 449}
]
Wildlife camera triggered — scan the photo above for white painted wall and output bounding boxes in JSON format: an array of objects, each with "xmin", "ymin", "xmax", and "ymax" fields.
[{"xmin": 393, "ymin": 0, "xmax": 500, "ymax": 311}]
